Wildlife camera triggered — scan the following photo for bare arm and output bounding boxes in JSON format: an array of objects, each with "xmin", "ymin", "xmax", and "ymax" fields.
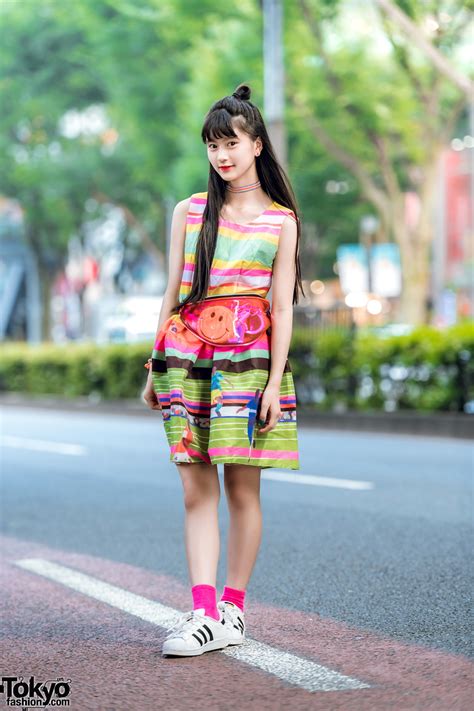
[
  {"xmin": 154, "ymin": 196, "xmax": 191, "ymax": 337},
  {"xmin": 258, "ymin": 214, "xmax": 298, "ymax": 433},
  {"xmin": 267, "ymin": 215, "xmax": 298, "ymax": 388},
  {"xmin": 143, "ymin": 196, "xmax": 191, "ymax": 405}
]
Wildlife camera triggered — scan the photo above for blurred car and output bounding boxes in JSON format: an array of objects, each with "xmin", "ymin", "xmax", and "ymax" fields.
[{"xmin": 97, "ymin": 295, "xmax": 164, "ymax": 344}]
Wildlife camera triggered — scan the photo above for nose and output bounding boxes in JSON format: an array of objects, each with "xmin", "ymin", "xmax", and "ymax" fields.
[{"xmin": 217, "ymin": 150, "xmax": 230, "ymax": 162}]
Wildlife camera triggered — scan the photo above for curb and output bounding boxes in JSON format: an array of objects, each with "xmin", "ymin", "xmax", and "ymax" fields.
[{"xmin": 296, "ymin": 408, "xmax": 473, "ymax": 439}]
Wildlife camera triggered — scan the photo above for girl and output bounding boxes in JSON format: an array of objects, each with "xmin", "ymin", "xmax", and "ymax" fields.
[{"xmin": 142, "ymin": 83, "xmax": 305, "ymax": 657}]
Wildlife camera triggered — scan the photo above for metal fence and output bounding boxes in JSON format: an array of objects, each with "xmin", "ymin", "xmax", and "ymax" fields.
[
  {"xmin": 293, "ymin": 303, "xmax": 356, "ymax": 336},
  {"xmin": 290, "ymin": 304, "xmax": 358, "ymax": 408}
]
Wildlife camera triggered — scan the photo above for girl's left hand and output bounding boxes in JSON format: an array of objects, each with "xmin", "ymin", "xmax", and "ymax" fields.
[{"xmin": 257, "ymin": 384, "xmax": 282, "ymax": 434}]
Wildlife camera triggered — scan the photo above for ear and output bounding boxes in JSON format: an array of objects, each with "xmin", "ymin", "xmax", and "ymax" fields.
[{"xmin": 255, "ymin": 137, "xmax": 263, "ymax": 156}]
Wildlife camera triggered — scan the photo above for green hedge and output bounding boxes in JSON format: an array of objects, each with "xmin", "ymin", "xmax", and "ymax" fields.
[
  {"xmin": 0, "ymin": 341, "xmax": 148, "ymax": 400},
  {"xmin": 290, "ymin": 321, "xmax": 474, "ymax": 413},
  {"xmin": 1, "ymin": 322, "xmax": 473, "ymax": 412}
]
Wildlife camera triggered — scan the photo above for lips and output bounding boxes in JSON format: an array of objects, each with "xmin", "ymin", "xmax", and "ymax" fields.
[{"xmin": 219, "ymin": 165, "xmax": 234, "ymax": 170}]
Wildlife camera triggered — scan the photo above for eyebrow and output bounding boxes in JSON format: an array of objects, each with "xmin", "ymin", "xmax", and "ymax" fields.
[{"xmin": 207, "ymin": 136, "xmax": 239, "ymax": 143}]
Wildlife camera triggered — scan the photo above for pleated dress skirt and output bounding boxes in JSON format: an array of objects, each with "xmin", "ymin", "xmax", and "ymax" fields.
[{"xmin": 151, "ymin": 312, "xmax": 300, "ymax": 470}]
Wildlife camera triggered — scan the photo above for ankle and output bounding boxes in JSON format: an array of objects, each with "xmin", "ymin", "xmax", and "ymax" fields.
[
  {"xmin": 191, "ymin": 584, "xmax": 220, "ymax": 621},
  {"xmin": 220, "ymin": 585, "xmax": 246, "ymax": 612}
]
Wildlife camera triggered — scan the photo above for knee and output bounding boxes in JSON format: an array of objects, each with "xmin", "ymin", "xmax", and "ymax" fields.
[
  {"xmin": 224, "ymin": 479, "xmax": 258, "ymax": 511},
  {"xmin": 182, "ymin": 479, "xmax": 220, "ymax": 511}
]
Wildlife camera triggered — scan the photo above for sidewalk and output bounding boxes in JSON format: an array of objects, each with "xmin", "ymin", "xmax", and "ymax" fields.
[{"xmin": 1, "ymin": 392, "xmax": 472, "ymax": 439}]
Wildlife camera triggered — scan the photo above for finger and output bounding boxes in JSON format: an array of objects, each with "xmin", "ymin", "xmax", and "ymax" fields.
[
  {"xmin": 258, "ymin": 410, "xmax": 273, "ymax": 433},
  {"xmin": 260, "ymin": 418, "xmax": 276, "ymax": 433},
  {"xmin": 259, "ymin": 407, "xmax": 280, "ymax": 433}
]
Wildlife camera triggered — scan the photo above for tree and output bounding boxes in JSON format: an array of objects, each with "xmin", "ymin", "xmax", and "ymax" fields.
[
  {"xmin": 0, "ymin": 0, "xmax": 242, "ymax": 339},
  {"xmin": 287, "ymin": 0, "xmax": 471, "ymax": 324}
]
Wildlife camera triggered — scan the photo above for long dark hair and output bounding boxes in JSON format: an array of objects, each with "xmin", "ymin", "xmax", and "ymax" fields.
[{"xmin": 178, "ymin": 82, "xmax": 305, "ymax": 310}]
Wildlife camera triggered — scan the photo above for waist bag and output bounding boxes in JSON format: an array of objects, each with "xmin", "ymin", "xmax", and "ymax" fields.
[{"xmin": 179, "ymin": 294, "xmax": 271, "ymax": 346}]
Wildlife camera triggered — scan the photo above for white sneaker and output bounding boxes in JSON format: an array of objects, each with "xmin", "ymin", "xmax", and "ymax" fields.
[
  {"xmin": 217, "ymin": 601, "xmax": 246, "ymax": 645},
  {"xmin": 162, "ymin": 607, "xmax": 229, "ymax": 657}
]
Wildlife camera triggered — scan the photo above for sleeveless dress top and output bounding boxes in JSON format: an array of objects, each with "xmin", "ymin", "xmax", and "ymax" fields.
[
  {"xmin": 151, "ymin": 191, "xmax": 300, "ymax": 470},
  {"xmin": 179, "ymin": 192, "xmax": 297, "ymax": 303}
]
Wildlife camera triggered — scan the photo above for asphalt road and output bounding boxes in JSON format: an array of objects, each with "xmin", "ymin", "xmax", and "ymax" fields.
[{"xmin": 1, "ymin": 405, "xmax": 472, "ymax": 710}]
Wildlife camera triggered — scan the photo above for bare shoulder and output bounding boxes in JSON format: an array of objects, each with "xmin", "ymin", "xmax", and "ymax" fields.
[
  {"xmin": 280, "ymin": 211, "xmax": 298, "ymax": 231},
  {"xmin": 165, "ymin": 196, "xmax": 193, "ymax": 300},
  {"xmin": 169, "ymin": 196, "xmax": 193, "ymax": 242},
  {"xmin": 174, "ymin": 195, "xmax": 193, "ymax": 217},
  {"xmin": 278, "ymin": 212, "xmax": 298, "ymax": 247},
  {"xmin": 169, "ymin": 197, "xmax": 193, "ymax": 250}
]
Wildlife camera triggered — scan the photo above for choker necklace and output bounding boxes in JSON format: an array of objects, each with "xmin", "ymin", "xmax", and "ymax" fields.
[{"xmin": 227, "ymin": 179, "xmax": 261, "ymax": 193}]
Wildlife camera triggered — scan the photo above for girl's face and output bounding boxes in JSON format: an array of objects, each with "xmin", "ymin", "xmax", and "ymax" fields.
[{"xmin": 207, "ymin": 125, "xmax": 262, "ymax": 182}]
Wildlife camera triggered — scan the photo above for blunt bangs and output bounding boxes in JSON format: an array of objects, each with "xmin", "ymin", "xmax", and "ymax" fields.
[{"xmin": 201, "ymin": 110, "xmax": 247, "ymax": 144}]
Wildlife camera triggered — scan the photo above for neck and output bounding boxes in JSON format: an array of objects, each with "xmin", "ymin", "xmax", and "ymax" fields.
[
  {"xmin": 225, "ymin": 171, "xmax": 267, "ymax": 206},
  {"xmin": 227, "ymin": 179, "xmax": 261, "ymax": 193},
  {"xmin": 227, "ymin": 165, "xmax": 259, "ymax": 193}
]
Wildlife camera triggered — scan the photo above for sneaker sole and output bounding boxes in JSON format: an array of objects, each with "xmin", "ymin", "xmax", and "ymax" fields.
[
  {"xmin": 226, "ymin": 633, "xmax": 245, "ymax": 646},
  {"xmin": 162, "ymin": 636, "xmax": 230, "ymax": 657}
]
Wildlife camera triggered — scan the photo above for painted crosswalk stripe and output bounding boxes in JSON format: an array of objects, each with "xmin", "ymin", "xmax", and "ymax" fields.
[
  {"xmin": 14, "ymin": 558, "xmax": 370, "ymax": 693},
  {"xmin": 262, "ymin": 470, "xmax": 374, "ymax": 490}
]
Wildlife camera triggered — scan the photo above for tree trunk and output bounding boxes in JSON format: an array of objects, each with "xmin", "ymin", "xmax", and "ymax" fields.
[
  {"xmin": 393, "ymin": 220, "xmax": 431, "ymax": 325},
  {"xmin": 38, "ymin": 262, "xmax": 53, "ymax": 342}
]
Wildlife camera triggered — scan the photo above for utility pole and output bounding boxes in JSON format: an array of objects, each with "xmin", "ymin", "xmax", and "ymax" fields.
[{"xmin": 262, "ymin": 0, "xmax": 287, "ymax": 170}]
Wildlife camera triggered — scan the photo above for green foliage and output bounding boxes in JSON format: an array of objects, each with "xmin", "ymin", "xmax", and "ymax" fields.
[
  {"xmin": 0, "ymin": 340, "xmax": 149, "ymax": 400},
  {"xmin": 1, "ymin": 0, "xmax": 434, "ymax": 288},
  {"xmin": 292, "ymin": 321, "xmax": 474, "ymax": 412},
  {"xmin": 1, "ymin": 323, "xmax": 472, "ymax": 412},
  {"xmin": 1, "ymin": 0, "xmax": 470, "ymax": 334}
]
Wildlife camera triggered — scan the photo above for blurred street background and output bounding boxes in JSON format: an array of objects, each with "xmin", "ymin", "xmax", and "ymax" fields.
[{"xmin": 1, "ymin": 1, "xmax": 473, "ymax": 709}]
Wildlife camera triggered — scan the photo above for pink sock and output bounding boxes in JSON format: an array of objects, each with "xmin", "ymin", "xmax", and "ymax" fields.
[
  {"xmin": 191, "ymin": 584, "xmax": 220, "ymax": 621},
  {"xmin": 220, "ymin": 585, "xmax": 246, "ymax": 612}
]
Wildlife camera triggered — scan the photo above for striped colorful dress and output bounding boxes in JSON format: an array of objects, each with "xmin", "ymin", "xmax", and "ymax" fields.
[{"xmin": 151, "ymin": 191, "xmax": 300, "ymax": 470}]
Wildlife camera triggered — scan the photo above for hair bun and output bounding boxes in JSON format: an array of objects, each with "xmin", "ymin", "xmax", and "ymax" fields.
[{"xmin": 232, "ymin": 84, "xmax": 251, "ymax": 102}]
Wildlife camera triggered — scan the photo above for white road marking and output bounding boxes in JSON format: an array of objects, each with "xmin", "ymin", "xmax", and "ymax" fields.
[
  {"xmin": 262, "ymin": 470, "xmax": 374, "ymax": 490},
  {"xmin": 224, "ymin": 640, "xmax": 369, "ymax": 691},
  {"xmin": 2, "ymin": 435, "xmax": 372, "ymax": 491},
  {"xmin": 15, "ymin": 558, "xmax": 370, "ymax": 693},
  {"xmin": 1, "ymin": 435, "xmax": 86, "ymax": 456}
]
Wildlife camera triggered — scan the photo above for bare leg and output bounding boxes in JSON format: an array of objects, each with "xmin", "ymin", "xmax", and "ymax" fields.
[
  {"xmin": 223, "ymin": 463, "xmax": 262, "ymax": 590},
  {"xmin": 176, "ymin": 462, "xmax": 220, "ymax": 586}
]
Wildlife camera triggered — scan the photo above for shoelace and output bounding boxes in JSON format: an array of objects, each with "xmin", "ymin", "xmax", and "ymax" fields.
[{"xmin": 165, "ymin": 609, "xmax": 208, "ymax": 639}]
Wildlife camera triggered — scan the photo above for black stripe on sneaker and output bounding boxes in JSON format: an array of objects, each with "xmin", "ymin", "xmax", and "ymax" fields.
[
  {"xmin": 192, "ymin": 633, "xmax": 204, "ymax": 646},
  {"xmin": 202, "ymin": 623, "xmax": 213, "ymax": 641},
  {"xmin": 196, "ymin": 628, "xmax": 208, "ymax": 644}
]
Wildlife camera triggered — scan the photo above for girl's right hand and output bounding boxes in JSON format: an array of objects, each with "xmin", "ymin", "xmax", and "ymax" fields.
[{"xmin": 142, "ymin": 375, "xmax": 162, "ymax": 410}]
